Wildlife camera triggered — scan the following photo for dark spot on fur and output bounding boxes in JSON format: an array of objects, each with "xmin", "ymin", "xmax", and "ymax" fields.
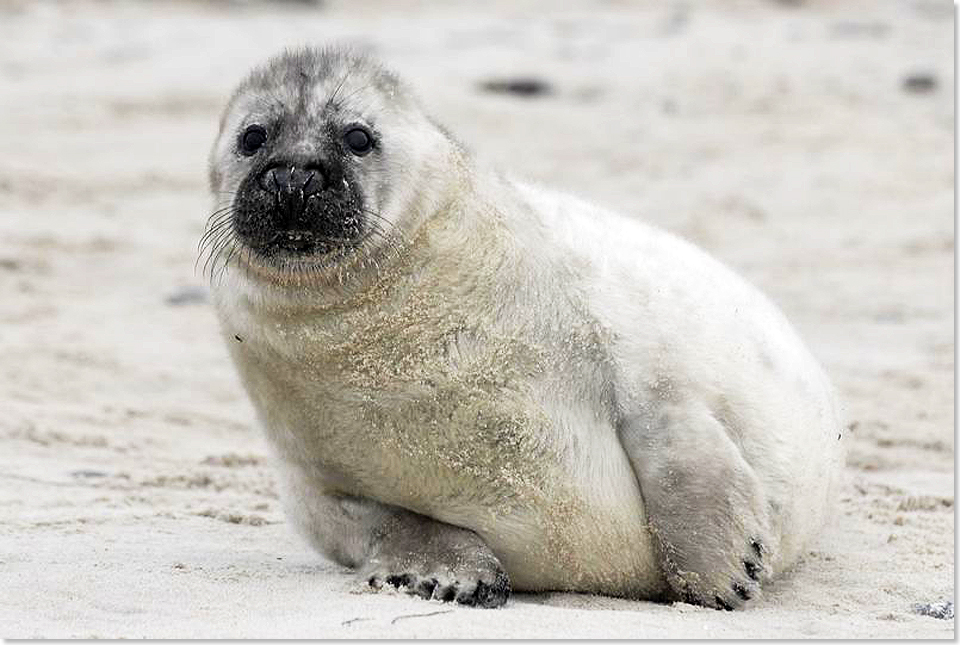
[
  {"xmin": 744, "ymin": 560, "xmax": 760, "ymax": 581},
  {"xmin": 715, "ymin": 595, "xmax": 734, "ymax": 611},
  {"xmin": 234, "ymin": 334, "xmax": 243, "ymax": 343}
]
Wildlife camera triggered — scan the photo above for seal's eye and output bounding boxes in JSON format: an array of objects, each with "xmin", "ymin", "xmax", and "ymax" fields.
[
  {"xmin": 240, "ymin": 125, "xmax": 267, "ymax": 156},
  {"xmin": 344, "ymin": 127, "xmax": 373, "ymax": 156}
]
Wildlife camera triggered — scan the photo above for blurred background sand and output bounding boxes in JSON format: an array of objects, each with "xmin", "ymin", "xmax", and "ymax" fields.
[{"xmin": 0, "ymin": 0, "xmax": 953, "ymax": 638}]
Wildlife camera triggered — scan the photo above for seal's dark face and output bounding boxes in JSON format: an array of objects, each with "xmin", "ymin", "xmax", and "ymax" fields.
[
  {"xmin": 231, "ymin": 118, "xmax": 375, "ymax": 258},
  {"xmin": 206, "ymin": 48, "xmax": 454, "ymax": 286}
]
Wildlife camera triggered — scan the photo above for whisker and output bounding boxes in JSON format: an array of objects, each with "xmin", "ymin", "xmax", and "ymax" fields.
[
  {"xmin": 200, "ymin": 222, "xmax": 235, "ymax": 260},
  {"xmin": 195, "ymin": 199, "xmax": 412, "ymax": 285},
  {"xmin": 334, "ymin": 83, "xmax": 370, "ymax": 108},
  {"xmin": 215, "ymin": 238, "xmax": 239, "ymax": 286},
  {"xmin": 361, "ymin": 208, "xmax": 405, "ymax": 238},
  {"xmin": 204, "ymin": 204, "xmax": 236, "ymax": 225},
  {"xmin": 203, "ymin": 230, "xmax": 234, "ymax": 281},
  {"xmin": 324, "ymin": 70, "xmax": 351, "ymax": 114},
  {"xmin": 197, "ymin": 215, "xmax": 234, "ymax": 253},
  {"xmin": 212, "ymin": 234, "xmax": 238, "ymax": 283}
]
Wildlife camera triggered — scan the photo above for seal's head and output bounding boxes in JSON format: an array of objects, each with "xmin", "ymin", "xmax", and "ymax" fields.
[{"xmin": 205, "ymin": 47, "xmax": 459, "ymax": 285}]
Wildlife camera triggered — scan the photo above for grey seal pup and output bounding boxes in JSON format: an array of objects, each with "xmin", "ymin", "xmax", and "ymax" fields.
[{"xmin": 203, "ymin": 47, "xmax": 844, "ymax": 610}]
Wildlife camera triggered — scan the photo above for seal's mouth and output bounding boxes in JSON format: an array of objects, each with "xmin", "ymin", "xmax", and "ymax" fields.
[
  {"xmin": 268, "ymin": 230, "xmax": 334, "ymax": 255},
  {"xmin": 274, "ymin": 231, "xmax": 314, "ymax": 252},
  {"xmin": 227, "ymin": 219, "xmax": 370, "ymax": 280},
  {"xmin": 254, "ymin": 224, "xmax": 367, "ymax": 257}
]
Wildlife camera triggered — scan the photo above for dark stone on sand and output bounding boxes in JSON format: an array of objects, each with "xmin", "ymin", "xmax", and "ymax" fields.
[
  {"xmin": 71, "ymin": 470, "xmax": 108, "ymax": 478},
  {"xmin": 165, "ymin": 285, "xmax": 208, "ymax": 306},
  {"xmin": 902, "ymin": 72, "xmax": 938, "ymax": 94},
  {"xmin": 480, "ymin": 78, "xmax": 553, "ymax": 98},
  {"xmin": 911, "ymin": 601, "xmax": 954, "ymax": 620}
]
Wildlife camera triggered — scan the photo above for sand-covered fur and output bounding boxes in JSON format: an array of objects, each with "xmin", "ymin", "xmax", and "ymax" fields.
[{"xmin": 207, "ymin": 47, "xmax": 841, "ymax": 609}]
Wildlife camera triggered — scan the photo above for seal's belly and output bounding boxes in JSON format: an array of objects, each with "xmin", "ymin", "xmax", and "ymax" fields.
[
  {"xmin": 422, "ymin": 430, "xmax": 664, "ymax": 598},
  {"xmin": 287, "ymin": 381, "xmax": 659, "ymax": 596},
  {"xmin": 234, "ymin": 332, "xmax": 663, "ymax": 596},
  {"xmin": 355, "ymin": 412, "xmax": 660, "ymax": 597}
]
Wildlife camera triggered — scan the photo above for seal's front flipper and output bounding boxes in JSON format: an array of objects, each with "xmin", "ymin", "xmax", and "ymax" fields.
[
  {"xmin": 619, "ymin": 400, "xmax": 775, "ymax": 610},
  {"xmin": 358, "ymin": 511, "xmax": 510, "ymax": 608},
  {"xmin": 278, "ymin": 465, "xmax": 510, "ymax": 608}
]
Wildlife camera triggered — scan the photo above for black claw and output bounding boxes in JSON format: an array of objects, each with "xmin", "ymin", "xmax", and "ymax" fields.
[
  {"xmin": 486, "ymin": 570, "xmax": 512, "ymax": 607},
  {"xmin": 416, "ymin": 577, "xmax": 438, "ymax": 600},
  {"xmin": 438, "ymin": 585, "xmax": 457, "ymax": 602},
  {"xmin": 744, "ymin": 560, "xmax": 760, "ymax": 581},
  {"xmin": 715, "ymin": 595, "xmax": 734, "ymax": 611},
  {"xmin": 455, "ymin": 571, "xmax": 511, "ymax": 608},
  {"xmin": 385, "ymin": 573, "xmax": 413, "ymax": 589},
  {"xmin": 456, "ymin": 586, "xmax": 479, "ymax": 606},
  {"xmin": 733, "ymin": 582, "xmax": 752, "ymax": 601},
  {"xmin": 375, "ymin": 569, "xmax": 509, "ymax": 608},
  {"xmin": 679, "ymin": 588, "xmax": 699, "ymax": 606},
  {"xmin": 476, "ymin": 581, "xmax": 496, "ymax": 606}
]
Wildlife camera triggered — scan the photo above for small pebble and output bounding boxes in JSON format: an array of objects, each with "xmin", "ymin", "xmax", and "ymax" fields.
[
  {"xmin": 71, "ymin": 470, "xmax": 108, "ymax": 478},
  {"xmin": 165, "ymin": 285, "xmax": 208, "ymax": 306},
  {"xmin": 911, "ymin": 601, "xmax": 954, "ymax": 620},
  {"xmin": 902, "ymin": 72, "xmax": 938, "ymax": 94},
  {"xmin": 480, "ymin": 77, "xmax": 553, "ymax": 98}
]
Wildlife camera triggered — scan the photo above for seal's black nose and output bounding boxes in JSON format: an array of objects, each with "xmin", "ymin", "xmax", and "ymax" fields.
[
  {"xmin": 258, "ymin": 162, "xmax": 325, "ymax": 229},
  {"xmin": 259, "ymin": 163, "xmax": 324, "ymax": 197}
]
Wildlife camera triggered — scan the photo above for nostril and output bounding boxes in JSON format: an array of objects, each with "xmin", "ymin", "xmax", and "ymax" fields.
[
  {"xmin": 258, "ymin": 162, "xmax": 324, "ymax": 196},
  {"xmin": 299, "ymin": 169, "xmax": 323, "ymax": 197},
  {"xmin": 296, "ymin": 163, "xmax": 324, "ymax": 197},
  {"xmin": 258, "ymin": 164, "xmax": 288, "ymax": 192}
]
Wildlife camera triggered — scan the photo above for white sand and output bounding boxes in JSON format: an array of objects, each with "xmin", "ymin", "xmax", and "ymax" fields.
[{"xmin": 0, "ymin": 0, "xmax": 953, "ymax": 638}]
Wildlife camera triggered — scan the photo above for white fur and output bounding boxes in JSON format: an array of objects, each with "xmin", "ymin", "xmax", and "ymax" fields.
[{"xmin": 208, "ymin": 50, "xmax": 844, "ymax": 605}]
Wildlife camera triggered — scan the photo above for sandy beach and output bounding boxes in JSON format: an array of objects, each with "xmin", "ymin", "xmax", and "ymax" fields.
[{"xmin": 0, "ymin": 0, "xmax": 954, "ymax": 638}]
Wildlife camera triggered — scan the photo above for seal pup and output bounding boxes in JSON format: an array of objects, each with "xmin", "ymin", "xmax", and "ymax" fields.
[{"xmin": 204, "ymin": 47, "xmax": 844, "ymax": 610}]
